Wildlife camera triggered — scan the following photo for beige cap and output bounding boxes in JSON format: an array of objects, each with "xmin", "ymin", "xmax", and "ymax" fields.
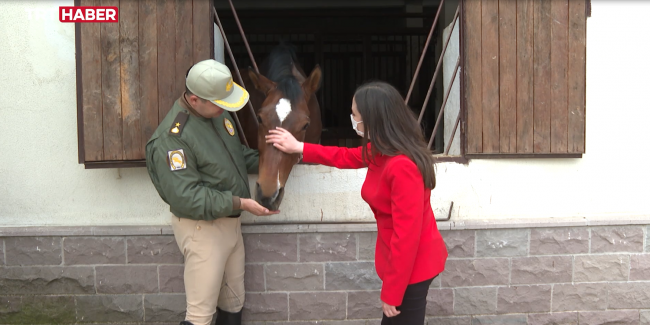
[{"xmin": 185, "ymin": 59, "xmax": 249, "ymax": 112}]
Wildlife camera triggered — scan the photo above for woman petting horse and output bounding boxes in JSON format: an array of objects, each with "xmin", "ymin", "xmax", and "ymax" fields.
[{"xmin": 266, "ymin": 81, "xmax": 448, "ymax": 325}]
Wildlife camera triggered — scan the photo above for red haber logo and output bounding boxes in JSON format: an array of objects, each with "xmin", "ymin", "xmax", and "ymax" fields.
[{"xmin": 59, "ymin": 6, "xmax": 118, "ymax": 23}]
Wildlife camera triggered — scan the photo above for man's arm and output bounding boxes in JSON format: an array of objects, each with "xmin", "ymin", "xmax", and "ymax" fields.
[
  {"xmin": 150, "ymin": 136, "xmax": 238, "ymax": 220},
  {"xmin": 241, "ymin": 145, "xmax": 260, "ymax": 174}
]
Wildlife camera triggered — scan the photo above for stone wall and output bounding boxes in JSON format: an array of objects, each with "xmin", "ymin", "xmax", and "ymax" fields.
[{"xmin": 2, "ymin": 225, "xmax": 650, "ymax": 324}]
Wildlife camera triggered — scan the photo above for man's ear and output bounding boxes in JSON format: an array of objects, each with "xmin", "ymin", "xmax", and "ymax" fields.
[
  {"xmin": 302, "ymin": 65, "xmax": 322, "ymax": 98},
  {"xmin": 247, "ymin": 68, "xmax": 276, "ymax": 95}
]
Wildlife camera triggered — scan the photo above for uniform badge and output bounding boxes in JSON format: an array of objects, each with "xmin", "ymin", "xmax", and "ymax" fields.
[
  {"xmin": 226, "ymin": 78, "xmax": 233, "ymax": 92},
  {"xmin": 167, "ymin": 149, "xmax": 187, "ymax": 171},
  {"xmin": 171, "ymin": 122, "xmax": 180, "ymax": 134},
  {"xmin": 224, "ymin": 118, "xmax": 235, "ymax": 136}
]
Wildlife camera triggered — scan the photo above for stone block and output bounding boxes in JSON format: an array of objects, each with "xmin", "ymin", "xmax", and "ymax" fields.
[
  {"xmin": 440, "ymin": 259, "xmax": 509, "ymax": 287},
  {"xmin": 510, "ymin": 256, "xmax": 572, "ymax": 284},
  {"xmin": 530, "ymin": 228, "xmax": 589, "ymax": 255},
  {"xmin": 76, "ymin": 295, "xmax": 143, "ymax": 323},
  {"xmin": 266, "ymin": 263, "xmax": 323, "ymax": 291},
  {"xmin": 144, "ymin": 294, "xmax": 186, "ymax": 322},
  {"xmin": 242, "ymin": 293, "xmax": 288, "ymax": 321},
  {"xmin": 470, "ymin": 315, "xmax": 527, "ymax": 325},
  {"xmin": 475, "ymin": 229, "xmax": 528, "ymax": 257},
  {"xmin": 641, "ymin": 310, "xmax": 650, "ymax": 325},
  {"xmin": 96, "ymin": 265, "xmax": 158, "ymax": 294},
  {"xmin": 358, "ymin": 232, "xmax": 377, "ymax": 261},
  {"xmin": 426, "ymin": 288, "xmax": 454, "ymax": 316},
  {"xmin": 289, "ymin": 292, "xmax": 346, "ymax": 321},
  {"xmin": 63, "ymin": 237, "xmax": 125, "ymax": 265},
  {"xmin": 245, "ymin": 264, "xmax": 265, "ymax": 292},
  {"xmin": 578, "ymin": 310, "xmax": 639, "ymax": 325},
  {"xmin": 552, "ymin": 283, "xmax": 608, "ymax": 312},
  {"xmin": 0, "ymin": 266, "xmax": 94, "ymax": 294},
  {"xmin": 427, "ymin": 316, "xmax": 472, "ymax": 325},
  {"xmin": 0, "ymin": 295, "xmax": 75, "ymax": 324},
  {"xmin": 442, "ymin": 230, "xmax": 475, "ymax": 258},
  {"xmin": 299, "ymin": 233, "xmax": 356, "ymax": 262},
  {"xmin": 160, "ymin": 265, "xmax": 185, "ymax": 293},
  {"xmin": 591, "ymin": 226, "xmax": 644, "ymax": 253},
  {"xmin": 454, "ymin": 287, "xmax": 497, "ymax": 315},
  {"xmin": 325, "ymin": 262, "xmax": 381, "ymax": 290},
  {"xmin": 244, "ymin": 234, "xmax": 298, "ymax": 263},
  {"xmin": 608, "ymin": 282, "xmax": 650, "ymax": 309},
  {"xmin": 497, "ymin": 285, "xmax": 551, "ymax": 314},
  {"xmin": 574, "ymin": 255, "xmax": 629, "ymax": 282},
  {"xmin": 527, "ymin": 312, "xmax": 579, "ymax": 325},
  {"xmin": 347, "ymin": 291, "xmax": 381, "ymax": 319},
  {"xmin": 629, "ymin": 254, "xmax": 650, "ymax": 280},
  {"xmin": 5, "ymin": 237, "xmax": 61, "ymax": 266},
  {"xmin": 127, "ymin": 236, "xmax": 183, "ymax": 264}
]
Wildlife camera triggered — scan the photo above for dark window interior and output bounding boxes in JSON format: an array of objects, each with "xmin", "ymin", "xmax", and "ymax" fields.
[{"xmin": 217, "ymin": 1, "xmax": 445, "ymax": 151}]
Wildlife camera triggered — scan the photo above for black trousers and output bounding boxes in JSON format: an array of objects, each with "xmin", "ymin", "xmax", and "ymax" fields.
[{"xmin": 381, "ymin": 277, "xmax": 434, "ymax": 325}]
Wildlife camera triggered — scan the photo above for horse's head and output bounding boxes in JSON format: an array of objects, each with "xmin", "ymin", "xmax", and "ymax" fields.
[{"xmin": 247, "ymin": 64, "xmax": 321, "ymax": 211}]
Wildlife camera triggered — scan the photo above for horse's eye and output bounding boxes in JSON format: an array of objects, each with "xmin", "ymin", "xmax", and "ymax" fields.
[
  {"xmin": 302, "ymin": 123, "xmax": 310, "ymax": 131},
  {"xmin": 256, "ymin": 115, "xmax": 263, "ymax": 125}
]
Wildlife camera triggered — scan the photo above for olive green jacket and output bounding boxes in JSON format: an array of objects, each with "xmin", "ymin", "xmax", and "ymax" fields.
[{"xmin": 145, "ymin": 95, "xmax": 259, "ymax": 220}]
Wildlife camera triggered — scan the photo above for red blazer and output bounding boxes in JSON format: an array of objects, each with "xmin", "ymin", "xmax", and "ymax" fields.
[{"xmin": 303, "ymin": 143, "xmax": 448, "ymax": 306}]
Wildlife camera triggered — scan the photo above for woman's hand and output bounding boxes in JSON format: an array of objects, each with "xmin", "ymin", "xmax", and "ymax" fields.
[
  {"xmin": 265, "ymin": 127, "xmax": 304, "ymax": 154},
  {"xmin": 381, "ymin": 301, "xmax": 400, "ymax": 318}
]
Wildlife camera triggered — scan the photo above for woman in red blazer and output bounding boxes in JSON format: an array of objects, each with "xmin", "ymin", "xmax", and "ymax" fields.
[{"xmin": 266, "ymin": 81, "xmax": 448, "ymax": 324}]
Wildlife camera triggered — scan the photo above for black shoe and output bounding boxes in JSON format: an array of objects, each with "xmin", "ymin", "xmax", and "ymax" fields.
[
  {"xmin": 180, "ymin": 322, "xmax": 194, "ymax": 325},
  {"xmin": 214, "ymin": 307, "xmax": 242, "ymax": 325}
]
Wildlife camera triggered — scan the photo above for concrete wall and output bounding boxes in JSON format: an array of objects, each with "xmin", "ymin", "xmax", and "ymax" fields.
[{"xmin": 1, "ymin": 1, "xmax": 650, "ymax": 227}]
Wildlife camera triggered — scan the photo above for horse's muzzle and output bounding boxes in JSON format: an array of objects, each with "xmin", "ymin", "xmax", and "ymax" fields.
[{"xmin": 255, "ymin": 182, "xmax": 285, "ymax": 211}]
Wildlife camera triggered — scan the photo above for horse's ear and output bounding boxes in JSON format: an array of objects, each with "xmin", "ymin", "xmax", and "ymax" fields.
[
  {"xmin": 302, "ymin": 65, "xmax": 322, "ymax": 96},
  {"xmin": 247, "ymin": 68, "xmax": 276, "ymax": 95}
]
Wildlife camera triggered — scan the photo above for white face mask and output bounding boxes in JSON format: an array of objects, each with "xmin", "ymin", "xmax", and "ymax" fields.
[{"xmin": 350, "ymin": 114, "xmax": 364, "ymax": 137}]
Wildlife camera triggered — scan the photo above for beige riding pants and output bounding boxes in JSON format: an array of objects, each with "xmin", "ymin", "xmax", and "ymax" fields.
[{"xmin": 172, "ymin": 216, "xmax": 245, "ymax": 325}]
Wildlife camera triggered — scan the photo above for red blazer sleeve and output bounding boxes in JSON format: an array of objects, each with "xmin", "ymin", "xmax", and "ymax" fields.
[
  {"xmin": 302, "ymin": 142, "xmax": 367, "ymax": 169},
  {"xmin": 380, "ymin": 157, "xmax": 425, "ymax": 306}
]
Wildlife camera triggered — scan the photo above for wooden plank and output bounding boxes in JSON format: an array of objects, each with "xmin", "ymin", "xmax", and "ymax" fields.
[
  {"xmin": 517, "ymin": 0, "xmax": 534, "ymax": 153},
  {"xmin": 139, "ymin": 0, "xmax": 159, "ymax": 145},
  {"xmin": 80, "ymin": 0, "xmax": 103, "ymax": 161},
  {"xmin": 568, "ymin": 0, "xmax": 586, "ymax": 153},
  {"xmin": 175, "ymin": 0, "xmax": 194, "ymax": 96},
  {"xmin": 464, "ymin": 0, "xmax": 482, "ymax": 153},
  {"xmin": 550, "ymin": 0, "xmax": 569, "ymax": 153},
  {"xmin": 100, "ymin": 0, "xmax": 123, "ymax": 160},
  {"xmin": 192, "ymin": 0, "xmax": 211, "ymax": 63},
  {"xmin": 499, "ymin": 0, "xmax": 517, "ymax": 153},
  {"xmin": 119, "ymin": 0, "xmax": 142, "ymax": 160},
  {"xmin": 157, "ymin": 0, "xmax": 176, "ymax": 121},
  {"xmin": 533, "ymin": 0, "xmax": 552, "ymax": 153},
  {"xmin": 481, "ymin": 0, "xmax": 499, "ymax": 153}
]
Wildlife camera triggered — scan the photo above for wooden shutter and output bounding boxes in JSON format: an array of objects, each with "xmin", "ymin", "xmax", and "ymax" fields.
[
  {"xmin": 463, "ymin": 0, "xmax": 586, "ymax": 158},
  {"xmin": 76, "ymin": 0, "xmax": 213, "ymax": 168}
]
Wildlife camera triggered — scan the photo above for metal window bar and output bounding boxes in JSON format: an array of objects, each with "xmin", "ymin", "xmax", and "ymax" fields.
[{"xmin": 405, "ymin": 2, "xmax": 462, "ymax": 154}]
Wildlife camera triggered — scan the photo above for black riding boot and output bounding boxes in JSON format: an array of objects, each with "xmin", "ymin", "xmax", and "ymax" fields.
[
  {"xmin": 179, "ymin": 321, "xmax": 194, "ymax": 325},
  {"xmin": 214, "ymin": 308, "xmax": 242, "ymax": 325}
]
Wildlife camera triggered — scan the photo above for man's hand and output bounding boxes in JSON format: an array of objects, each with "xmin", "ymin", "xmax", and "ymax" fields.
[
  {"xmin": 382, "ymin": 301, "xmax": 400, "ymax": 318},
  {"xmin": 240, "ymin": 198, "xmax": 280, "ymax": 216}
]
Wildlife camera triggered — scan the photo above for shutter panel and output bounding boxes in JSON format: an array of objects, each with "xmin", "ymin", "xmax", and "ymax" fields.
[
  {"xmin": 463, "ymin": 0, "xmax": 586, "ymax": 157},
  {"xmin": 77, "ymin": 0, "xmax": 214, "ymax": 168}
]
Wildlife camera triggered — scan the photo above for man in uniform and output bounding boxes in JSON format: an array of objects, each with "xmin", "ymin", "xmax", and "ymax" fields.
[{"xmin": 146, "ymin": 59, "xmax": 278, "ymax": 325}]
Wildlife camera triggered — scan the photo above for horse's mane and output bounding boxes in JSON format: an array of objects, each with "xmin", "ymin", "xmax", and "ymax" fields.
[{"xmin": 261, "ymin": 42, "xmax": 302, "ymax": 103}]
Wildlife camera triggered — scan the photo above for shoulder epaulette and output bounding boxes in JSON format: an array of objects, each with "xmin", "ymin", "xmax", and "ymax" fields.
[{"xmin": 169, "ymin": 112, "xmax": 189, "ymax": 136}]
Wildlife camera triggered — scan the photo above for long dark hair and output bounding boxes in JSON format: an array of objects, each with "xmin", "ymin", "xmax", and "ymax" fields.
[{"xmin": 354, "ymin": 81, "xmax": 436, "ymax": 189}]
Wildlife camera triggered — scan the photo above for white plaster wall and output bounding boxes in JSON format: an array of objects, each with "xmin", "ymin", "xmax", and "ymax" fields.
[{"xmin": 1, "ymin": 0, "xmax": 650, "ymax": 227}]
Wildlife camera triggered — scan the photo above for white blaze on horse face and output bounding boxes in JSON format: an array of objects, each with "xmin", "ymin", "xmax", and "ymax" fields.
[{"xmin": 275, "ymin": 98, "xmax": 292, "ymax": 124}]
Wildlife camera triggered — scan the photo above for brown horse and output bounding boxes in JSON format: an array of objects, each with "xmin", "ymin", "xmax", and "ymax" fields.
[{"xmin": 238, "ymin": 43, "xmax": 322, "ymax": 211}]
